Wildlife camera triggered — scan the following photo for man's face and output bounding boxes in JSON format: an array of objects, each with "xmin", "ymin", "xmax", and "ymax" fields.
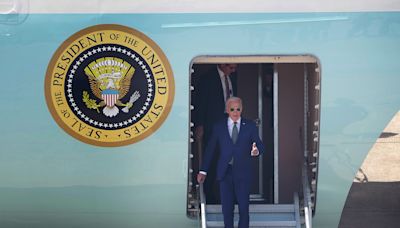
[
  {"xmin": 227, "ymin": 100, "xmax": 242, "ymax": 122},
  {"xmin": 220, "ymin": 64, "xmax": 237, "ymax": 76}
]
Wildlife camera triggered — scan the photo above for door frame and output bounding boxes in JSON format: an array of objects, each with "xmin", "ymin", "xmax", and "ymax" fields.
[{"xmin": 188, "ymin": 55, "xmax": 319, "ymax": 208}]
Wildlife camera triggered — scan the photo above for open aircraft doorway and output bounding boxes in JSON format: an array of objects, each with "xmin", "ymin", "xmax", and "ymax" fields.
[{"xmin": 187, "ymin": 56, "xmax": 321, "ymax": 228}]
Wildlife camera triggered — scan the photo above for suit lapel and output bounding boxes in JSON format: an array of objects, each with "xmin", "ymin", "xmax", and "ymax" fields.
[
  {"xmin": 238, "ymin": 119, "xmax": 247, "ymax": 141},
  {"xmin": 213, "ymin": 69, "xmax": 225, "ymax": 105},
  {"xmin": 223, "ymin": 118, "xmax": 248, "ymax": 144},
  {"xmin": 222, "ymin": 119, "xmax": 233, "ymax": 144}
]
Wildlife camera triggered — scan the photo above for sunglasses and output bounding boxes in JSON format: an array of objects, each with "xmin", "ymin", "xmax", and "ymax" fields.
[{"xmin": 229, "ymin": 108, "xmax": 241, "ymax": 112}]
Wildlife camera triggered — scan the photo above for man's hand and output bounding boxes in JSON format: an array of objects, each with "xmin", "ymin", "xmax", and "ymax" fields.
[
  {"xmin": 197, "ymin": 173, "xmax": 206, "ymax": 184},
  {"xmin": 251, "ymin": 142, "xmax": 259, "ymax": 156}
]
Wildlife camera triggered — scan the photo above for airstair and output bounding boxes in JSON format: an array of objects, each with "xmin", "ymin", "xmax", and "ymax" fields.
[
  {"xmin": 203, "ymin": 195, "xmax": 301, "ymax": 228},
  {"xmin": 197, "ymin": 162, "xmax": 313, "ymax": 228}
]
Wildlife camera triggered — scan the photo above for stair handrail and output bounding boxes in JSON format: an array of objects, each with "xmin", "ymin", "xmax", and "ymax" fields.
[
  {"xmin": 302, "ymin": 160, "xmax": 313, "ymax": 228},
  {"xmin": 199, "ymin": 183, "xmax": 207, "ymax": 228}
]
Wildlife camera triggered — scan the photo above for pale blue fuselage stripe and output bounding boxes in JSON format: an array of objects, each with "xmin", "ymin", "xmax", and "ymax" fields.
[{"xmin": 0, "ymin": 12, "xmax": 400, "ymax": 228}]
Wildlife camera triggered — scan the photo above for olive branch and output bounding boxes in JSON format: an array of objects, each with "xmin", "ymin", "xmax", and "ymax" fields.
[{"xmin": 82, "ymin": 91, "xmax": 100, "ymax": 113}]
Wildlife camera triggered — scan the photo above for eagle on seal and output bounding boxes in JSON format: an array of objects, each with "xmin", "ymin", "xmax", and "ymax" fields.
[{"xmin": 84, "ymin": 57, "xmax": 140, "ymax": 117}]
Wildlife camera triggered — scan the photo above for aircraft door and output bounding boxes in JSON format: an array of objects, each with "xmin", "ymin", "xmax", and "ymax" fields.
[{"xmin": 187, "ymin": 57, "xmax": 320, "ymax": 220}]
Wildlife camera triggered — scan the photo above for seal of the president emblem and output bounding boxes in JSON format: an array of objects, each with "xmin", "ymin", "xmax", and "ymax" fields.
[{"xmin": 45, "ymin": 24, "xmax": 174, "ymax": 147}]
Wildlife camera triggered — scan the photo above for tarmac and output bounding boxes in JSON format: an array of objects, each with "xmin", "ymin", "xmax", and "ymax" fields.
[{"xmin": 339, "ymin": 111, "xmax": 400, "ymax": 228}]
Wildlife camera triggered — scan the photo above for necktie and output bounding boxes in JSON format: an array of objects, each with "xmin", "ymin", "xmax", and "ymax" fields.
[
  {"xmin": 232, "ymin": 122, "xmax": 238, "ymax": 144},
  {"xmin": 229, "ymin": 122, "xmax": 238, "ymax": 165},
  {"xmin": 224, "ymin": 75, "xmax": 230, "ymax": 101}
]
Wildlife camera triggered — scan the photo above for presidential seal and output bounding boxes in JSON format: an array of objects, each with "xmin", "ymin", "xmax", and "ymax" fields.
[{"xmin": 45, "ymin": 24, "xmax": 174, "ymax": 146}]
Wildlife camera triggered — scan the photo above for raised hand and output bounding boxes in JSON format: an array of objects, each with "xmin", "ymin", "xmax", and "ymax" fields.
[{"xmin": 251, "ymin": 142, "xmax": 259, "ymax": 156}]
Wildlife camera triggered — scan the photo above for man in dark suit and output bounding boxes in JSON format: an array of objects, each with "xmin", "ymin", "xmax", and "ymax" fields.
[
  {"xmin": 195, "ymin": 64, "xmax": 238, "ymax": 143},
  {"xmin": 197, "ymin": 97, "xmax": 265, "ymax": 228},
  {"xmin": 195, "ymin": 64, "xmax": 238, "ymax": 203}
]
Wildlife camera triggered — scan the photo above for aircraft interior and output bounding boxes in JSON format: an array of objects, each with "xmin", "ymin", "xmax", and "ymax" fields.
[{"xmin": 187, "ymin": 56, "xmax": 321, "ymax": 227}]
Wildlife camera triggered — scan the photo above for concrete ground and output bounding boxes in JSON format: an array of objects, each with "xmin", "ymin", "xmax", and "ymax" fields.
[{"xmin": 339, "ymin": 111, "xmax": 400, "ymax": 228}]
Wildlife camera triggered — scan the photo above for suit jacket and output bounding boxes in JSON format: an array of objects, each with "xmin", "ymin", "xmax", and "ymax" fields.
[
  {"xmin": 195, "ymin": 67, "xmax": 237, "ymax": 141},
  {"xmin": 201, "ymin": 118, "xmax": 265, "ymax": 182}
]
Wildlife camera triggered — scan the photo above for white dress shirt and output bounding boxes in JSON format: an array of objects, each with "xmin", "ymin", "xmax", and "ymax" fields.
[{"xmin": 228, "ymin": 117, "xmax": 241, "ymax": 138}]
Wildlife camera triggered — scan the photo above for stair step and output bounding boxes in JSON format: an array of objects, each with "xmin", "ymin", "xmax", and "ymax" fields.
[
  {"xmin": 207, "ymin": 220, "xmax": 297, "ymax": 227},
  {"xmin": 207, "ymin": 212, "xmax": 295, "ymax": 222},
  {"xmin": 205, "ymin": 204, "xmax": 298, "ymax": 227},
  {"xmin": 206, "ymin": 204, "xmax": 296, "ymax": 214}
]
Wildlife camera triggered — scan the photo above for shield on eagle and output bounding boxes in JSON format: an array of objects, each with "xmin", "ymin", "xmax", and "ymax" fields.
[{"xmin": 102, "ymin": 89, "xmax": 120, "ymax": 107}]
